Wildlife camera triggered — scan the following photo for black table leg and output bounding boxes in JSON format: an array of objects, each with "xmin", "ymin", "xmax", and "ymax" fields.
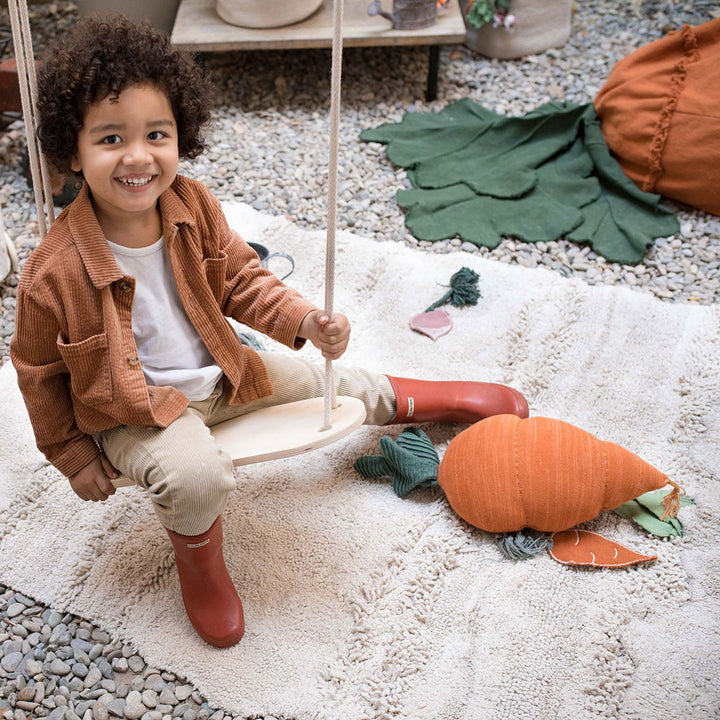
[{"xmin": 426, "ymin": 45, "xmax": 440, "ymax": 101}]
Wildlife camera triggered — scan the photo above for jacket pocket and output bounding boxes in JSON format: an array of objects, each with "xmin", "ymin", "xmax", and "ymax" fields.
[
  {"xmin": 57, "ymin": 332, "xmax": 113, "ymax": 405},
  {"xmin": 202, "ymin": 251, "xmax": 228, "ymax": 304}
]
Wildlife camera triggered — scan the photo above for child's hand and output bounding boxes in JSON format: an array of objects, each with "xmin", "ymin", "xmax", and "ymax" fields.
[
  {"xmin": 69, "ymin": 454, "xmax": 119, "ymax": 502},
  {"xmin": 299, "ymin": 309, "xmax": 351, "ymax": 360}
]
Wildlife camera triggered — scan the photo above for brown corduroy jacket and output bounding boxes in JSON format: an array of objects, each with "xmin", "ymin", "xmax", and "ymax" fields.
[{"xmin": 10, "ymin": 175, "xmax": 316, "ymax": 479}]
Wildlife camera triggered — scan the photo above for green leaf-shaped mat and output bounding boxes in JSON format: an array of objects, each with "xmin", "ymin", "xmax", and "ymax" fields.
[{"xmin": 361, "ymin": 100, "xmax": 679, "ymax": 264}]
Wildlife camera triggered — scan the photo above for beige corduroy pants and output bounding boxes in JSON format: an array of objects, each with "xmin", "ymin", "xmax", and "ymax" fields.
[{"xmin": 98, "ymin": 351, "xmax": 395, "ymax": 535}]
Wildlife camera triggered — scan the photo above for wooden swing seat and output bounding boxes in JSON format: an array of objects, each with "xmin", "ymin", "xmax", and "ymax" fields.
[{"xmin": 111, "ymin": 395, "xmax": 367, "ymax": 488}]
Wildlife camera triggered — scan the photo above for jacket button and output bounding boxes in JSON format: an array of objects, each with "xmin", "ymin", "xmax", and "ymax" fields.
[
  {"xmin": 118, "ymin": 280, "xmax": 132, "ymax": 293},
  {"xmin": 127, "ymin": 355, "xmax": 140, "ymax": 366}
]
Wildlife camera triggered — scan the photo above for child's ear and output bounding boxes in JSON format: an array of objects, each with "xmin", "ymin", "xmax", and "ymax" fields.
[{"xmin": 70, "ymin": 155, "xmax": 82, "ymax": 173}]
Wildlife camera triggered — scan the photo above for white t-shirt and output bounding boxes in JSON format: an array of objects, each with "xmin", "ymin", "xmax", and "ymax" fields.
[{"xmin": 107, "ymin": 237, "xmax": 223, "ymax": 401}]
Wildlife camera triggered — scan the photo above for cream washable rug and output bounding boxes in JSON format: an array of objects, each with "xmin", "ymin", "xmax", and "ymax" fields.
[{"xmin": 1, "ymin": 202, "xmax": 718, "ymax": 719}]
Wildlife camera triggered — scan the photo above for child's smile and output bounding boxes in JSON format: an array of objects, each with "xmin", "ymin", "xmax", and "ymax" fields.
[
  {"xmin": 71, "ymin": 82, "xmax": 179, "ymax": 246},
  {"xmin": 116, "ymin": 175, "xmax": 155, "ymax": 188}
]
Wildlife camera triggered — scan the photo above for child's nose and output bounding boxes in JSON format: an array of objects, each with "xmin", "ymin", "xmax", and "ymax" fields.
[{"xmin": 123, "ymin": 140, "xmax": 153, "ymax": 165}]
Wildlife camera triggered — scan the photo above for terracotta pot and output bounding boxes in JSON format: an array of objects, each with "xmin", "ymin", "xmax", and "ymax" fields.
[
  {"xmin": 216, "ymin": 0, "xmax": 324, "ymax": 29},
  {"xmin": 460, "ymin": 0, "xmax": 572, "ymax": 59},
  {"xmin": 75, "ymin": 0, "xmax": 181, "ymax": 34}
]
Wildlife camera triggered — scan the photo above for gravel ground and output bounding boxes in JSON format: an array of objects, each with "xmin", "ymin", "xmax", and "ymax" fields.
[{"xmin": 1, "ymin": 1, "xmax": 718, "ymax": 719}]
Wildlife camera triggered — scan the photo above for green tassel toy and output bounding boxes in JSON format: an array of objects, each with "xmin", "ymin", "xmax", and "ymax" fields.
[{"xmin": 425, "ymin": 266, "xmax": 481, "ymax": 312}]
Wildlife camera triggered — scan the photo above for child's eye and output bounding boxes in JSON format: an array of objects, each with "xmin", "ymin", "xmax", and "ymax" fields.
[
  {"xmin": 101, "ymin": 134, "xmax": 122, "ymax": 145},
  {"xmin": 148, "ymin": 130, "xmax": 168, "ymax": 141}
]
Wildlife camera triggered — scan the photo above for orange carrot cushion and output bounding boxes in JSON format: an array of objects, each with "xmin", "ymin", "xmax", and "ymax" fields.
[
  {"xmin": 438, "ymin": 415, "xmax": 680, "ymax": 533},
  {"xmin": 594, "ymin": 18, "xmax": 720, "ymax": 216}
]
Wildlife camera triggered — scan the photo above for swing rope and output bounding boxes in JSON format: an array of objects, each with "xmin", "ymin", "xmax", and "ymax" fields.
[
  {"xmin": 323, "ymin": 0, "xmax": 345, "ymax": 431},
  {"xmin": 7, "ymin": 0, "xmax": 54, "ymax": 239}
]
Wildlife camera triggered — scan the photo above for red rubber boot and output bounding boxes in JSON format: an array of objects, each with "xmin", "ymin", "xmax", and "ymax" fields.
[
  {"xmin": 385, "ymin": 376, "xmax": 529, "ymax": 424},
  {"xmin": 165, "ymin": 516, "xmax": 245, "ymax": 647}
]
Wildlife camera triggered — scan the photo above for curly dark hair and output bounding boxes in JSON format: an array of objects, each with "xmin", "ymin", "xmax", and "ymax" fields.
[{"xmin": 36, "ymin": 14, "xmax": 214, "ymax": 174}]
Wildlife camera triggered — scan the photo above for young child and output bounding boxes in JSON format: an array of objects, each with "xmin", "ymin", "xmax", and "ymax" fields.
[{"xmin": 10, "ymin": 15, "xmax": 528, "ymax": 648}]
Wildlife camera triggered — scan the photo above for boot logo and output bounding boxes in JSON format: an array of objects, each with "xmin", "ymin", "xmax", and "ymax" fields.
[
  {"xmin": 187, "ymin": 539, "xmax": 210, "ymax": 549},
  {"xmin": 407, "ymin": 397, "xmax": 414, "ymax": 418}
]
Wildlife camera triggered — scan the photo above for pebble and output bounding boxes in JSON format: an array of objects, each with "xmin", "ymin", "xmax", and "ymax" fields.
[
  {"xmin": 71, "ymin": 639, "xmax": 93, "ymax": 654},
  {"xmin": 143, "ymin": 676, "xmax": 164, "ymax": 693},
  {"xmin": 126, "ymin": 657, "xmax": 145, "ymax": 674},
  {"xmin": 1, "ymin": 652, "xmax": 23, "ymax": 673},
  {"xmin": 92, "ymin": 703, "xmax": 109, "ymax": 720},
  {"xmin": 46, "ymin": 612, "xmax": 63, "ymax": 629},
  {"xmin": 10, "ymin": 625, "xmax": 28, "ymax": 639},
  {"xmin": 2, "ymin": 640, "xmax": 22, "ymax": 655},
  {"xmin": 74, "ymin": 648, "xmax": 91, "ymax": 665},
  {"xmin": 110, "ymin": 658, "xmax": 128, "ymax": 673},
  {"xmin": 16, "ymin": 689, "xmax": 34, "ymax": 704},
  {"xmin": 130, "ymin": 677, "xmax": 145, "ymax": 693},
  {"xmin": 122, "ymin": 691, "xmax": 144, "ymax": 720},
  {"xmin": 105, "ymin": 699, "xmax": 125, "ymax": 719},
  {"xmin": 6, "ymin": 604, "xmax": 25, "ymax": 619},
  {"xmin": 84, "ymin": 667, "xmax": 103, "ymax": 689},
  {"xmin": 0, "ymin": 1, "xmax": 718, "ymax": 720},
  {"xmin": 91, "ymin": 630, "xmax": 111, "ymax": 645},
  {"xmin": 96, "ymin": 659, "xmax": 114, "ymax": 679},
  {"xmin": 23, "ymin": 618, "xmax": 43, "ymax": 634},
  {"xmin": 157, "ymin": 690, "xmax": 177, "ymax": 708},
  {"xmin": 72, "ymin": 663, "xmax": 89, "ymax": 679},
  {"xmin": 174, "ymin": 687, "xmax": 193, "ymax": 703},
  {"xmin": 49, "ymin": 660, "xmax": 71, "ymax": 676},
  {"xmin": 140, "ymin": 691, "xmax": 157, "ymax": 709}
]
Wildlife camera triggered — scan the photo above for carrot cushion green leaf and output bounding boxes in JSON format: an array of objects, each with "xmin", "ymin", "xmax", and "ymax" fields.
[{"xmin": 614, "ymin": 489, "xmax": 694, "ymax": 537}]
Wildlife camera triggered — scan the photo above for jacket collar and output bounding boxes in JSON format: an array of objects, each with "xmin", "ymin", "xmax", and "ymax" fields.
[
  {"xmin": 159, "ymin": 177, "xmax": 196, "ymax": 239},
  {"xmin": 67, "ymin": 178, "xmax": 196, "ymax": 289}
]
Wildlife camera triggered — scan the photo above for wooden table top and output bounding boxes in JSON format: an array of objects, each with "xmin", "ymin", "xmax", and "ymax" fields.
[{"xmin": 171, "ymin": 0, "xmax": 467, "ymax": 52}]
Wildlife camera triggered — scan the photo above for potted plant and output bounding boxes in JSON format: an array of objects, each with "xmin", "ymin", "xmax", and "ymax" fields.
[{"xmin": 459, "ymin": 0, "xmax": 573, "ymax": 59}]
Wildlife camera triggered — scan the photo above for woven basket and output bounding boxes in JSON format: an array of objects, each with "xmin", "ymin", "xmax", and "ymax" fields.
[{"xmin": 216, "ymin": 0, "xmax": 324, "ymax": 28}]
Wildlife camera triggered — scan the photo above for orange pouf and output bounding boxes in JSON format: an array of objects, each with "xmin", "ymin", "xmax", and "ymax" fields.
[
  {"xmin": 438, "ymin": 415, "xmax": 681, "ymax": 533},
  {"xmin": 594, "ymin": 18, "xmax": 720, "ymax": 216}
]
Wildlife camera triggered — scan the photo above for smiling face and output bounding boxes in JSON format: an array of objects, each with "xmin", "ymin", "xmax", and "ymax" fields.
[{"xmin": 71, "ymin": 83, "xmax": 179, "ymax": 245}]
